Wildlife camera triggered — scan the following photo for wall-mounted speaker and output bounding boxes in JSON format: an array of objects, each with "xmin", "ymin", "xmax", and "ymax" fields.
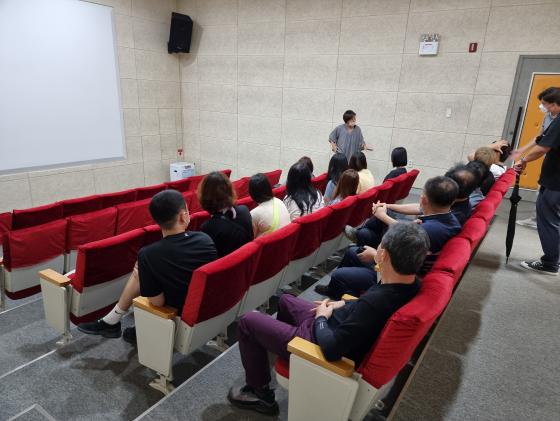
[{"xmin": 168, "ymin": 12, "xmax": 193, "ymax": 54}]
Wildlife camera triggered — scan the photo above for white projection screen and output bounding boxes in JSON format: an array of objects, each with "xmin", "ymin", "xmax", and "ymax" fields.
[{"xmin": 0, "ymin": 0, "xmax": 125, "ymax": 173}]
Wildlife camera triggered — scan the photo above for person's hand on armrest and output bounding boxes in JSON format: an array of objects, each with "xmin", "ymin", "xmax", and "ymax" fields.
[
  {"xmin": 148, "ymin": 293, "xmax": 165, "ymax": 307},
  {"xmin": 374, "ymin": 202, "xmax": 396, "ymax": 225}
]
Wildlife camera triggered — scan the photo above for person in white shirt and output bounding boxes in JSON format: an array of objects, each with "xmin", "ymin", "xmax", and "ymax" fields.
[
  {"xmin": 283, "ymin": 162, "xmax": 324, "ymax": 221},
  {"xmin": 249, "ymin": 173, "xmax": 291, "ymax": 238},
  {"xmin": 350, "ymin": 152, "xmax": 375, "ymax": 194}
]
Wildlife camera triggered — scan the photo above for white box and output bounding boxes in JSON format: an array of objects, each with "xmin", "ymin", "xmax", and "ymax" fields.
[{"xmin": 170, "ymin": 162, "xmax": 195, "ymax": 181}]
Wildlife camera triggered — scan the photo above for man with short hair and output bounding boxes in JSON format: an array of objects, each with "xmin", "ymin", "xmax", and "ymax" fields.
[
  {"xmin": 316, "ymin": 176, "xmax": 461, "ymax": 299},
  {"xmin": 445, "ymin": 164, "xmax": 480, "ymax": 226},
  {"xmin": 78, "ymin": 190, "xmax": 217, "ymax": 340}
]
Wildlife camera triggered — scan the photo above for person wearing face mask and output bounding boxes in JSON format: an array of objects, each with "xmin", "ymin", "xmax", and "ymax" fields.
[
  {"xmin": 515, "ymin": 87, "xmax": 559, "ymax": 229},
  {"xmin": 328, "ymin": 110, "xmax": 372, "ymax": 163},
  {"xmin": 512, "ymin": 87, "xmax": 560, "ymax": 276},
  {"xmin": 316, "ymin": 176, "xmax": 461, "ymax": 299}
]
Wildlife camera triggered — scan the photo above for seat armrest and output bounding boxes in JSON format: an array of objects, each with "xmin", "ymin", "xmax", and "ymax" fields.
[
  {"xmin": 133, "ymin": 296, "xmax": 177, "ymax": 320},
  {"xmin": 39, "ymin": 269, "xmax": 71, "ymax": 287},
  {"xmin": 342, "ymin": 294, "xmax": 358, "ymax": 301},
  {"xmin": 287, "ymin": 337, "xmax": 355, "ymax": 377}
]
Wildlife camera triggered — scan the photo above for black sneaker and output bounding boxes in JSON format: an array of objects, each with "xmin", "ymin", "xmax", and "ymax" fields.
[
  {"xmin": 77, "ymin": 320, "xmax": 122, "ymax": 338},
  {"xmin": 314, "ymin": 284, "xmax": 331, "ymax": 296},
  {"xmin": 122, "ymin": 326, "xmax": 136, "ymax": 344},
  {"xmin": 520, "ymin": 260, "xmax": 558, "ymax": 276},
  {"xmin": 227, "ymin": 385, "xmax": 279, "ymax": 416}
]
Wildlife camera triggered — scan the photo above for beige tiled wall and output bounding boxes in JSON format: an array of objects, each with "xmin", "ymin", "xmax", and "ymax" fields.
[
  {"xmin": 3, "ymin": 0, "xmax": 560, "ymax": 212},
  {"xmin": 176, "ymin": 0, "xmax": 560, "ymax": 187}
]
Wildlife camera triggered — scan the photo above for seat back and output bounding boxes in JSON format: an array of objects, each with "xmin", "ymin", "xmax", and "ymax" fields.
[
  {"xmin": 136, "ymin": 183, "xmax": 167, "ymax": 200},
  {"xmin": 232, "ymin": 177, "xmax": 250, "ymax": 199},
  {"xmin": 358, "ymin": 270, "xmax": 454, "ymax": 388},
  {"xmin": 188, "ymin": 211, "xmax": 211, "ymax": 231},
  {"xmin": 166, "ymin": 178, "xmax": 191, "ymax": 192},
  {"xmin": 264, "ymin": 169, "xmax": 282, "ymax": 186},
  {"xmin": 323, "ymin": 196, "xmax": 357, "ymax": 242},
  {"xmin": 99, "ymin": 189, "xmax": 137, "ymax": 208},
  {"xmin": 221, "ymin": 169, "xmax": 232, "ymax": 178},
  {"xmin": 115, "ymin": 199, "xmax": 154, "ymax": 234},
  {"xmin": 12, "ymin": 202, "xmax": 63, "ymax": 230},
  {"xmin": 457, "ymin": 216, "xmax": 488, "ymax": 249},
  {"xmin": 143, "ymin": 224, "xmax": 163, "ymax": 246},
  {"xmin": 311, "ymin": 173, "xmax": 328, "ymax": 194},
  {"xmin": 73, "ymin": 228, "xmax": 145, "ymax": 293},
  {"xmin": 347, "ymin": 187, "xmax": 379, "ymax": 228},
  {"xmin": 185, "ymin": 174, "xmax": 206, "ymax": 192},
  {"xmin": 66, "ymin": 207, "xmax": 118, "ymax": 253},
  {"xmin": 0, "ymin": 212, "xmax": 12, "ymax": 255},
  {"xmin": 471, "ymin": 200, "xmax": 495, "ymax": 224},
  {"xmin": 272, "ymin": 185, "xmax": 287, "ymax": 200},
  {"xmin": 182, "ymin": 242, "xmax": 261, "ymax": 326},
  {"xmin": 400, "ymin": 169, "xmax": 419, "ymax": 201},
  {"xmin": 292, "ymin": 207, "xmax": 332, "ymax": 259},
  {"xmin": 376, "ymin": 179, "xmax": 395, "ymax": 204},
  {"xmin": 60, "ymin": 195, "xmax": 103, "ymax": 217},
  {"xmin": 431, "ymin": 236, "xmax": 472, "ymax": 285},
  {"xmin": 236, "ymin": 196, "xmax": 258, "ymax": 211}
]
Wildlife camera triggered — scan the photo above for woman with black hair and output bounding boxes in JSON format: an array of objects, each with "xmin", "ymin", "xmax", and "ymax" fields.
[
  {"xmin": 350, "ymin": 152, "xmax": 375, "ymax": 194},
  {"xmin": 324, "ymin": 153, "xmax": 349, "ymax": 204},
  {"xmin": 249, "ymin": 173, "xmax": 290, "ymax": 238},
  {"xmin": 283, "ymin": 162, "xmax": 324, "ymax": 221},
  {"xmin": 384, "ymin": 147, "xmax": 408, "ymax": 181}
]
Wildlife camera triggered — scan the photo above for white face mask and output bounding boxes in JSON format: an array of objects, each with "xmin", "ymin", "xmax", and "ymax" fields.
[{"xmin": 539, "ymin": 103, "xmax": 548, "ymax": 113}]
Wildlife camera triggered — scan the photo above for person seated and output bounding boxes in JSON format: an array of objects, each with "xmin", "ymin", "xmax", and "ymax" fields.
[
  {"xmin": 249, "ymin": 173, "xmax": 291, "ymax": 238},
  {"xmin": 318, "ymin": 176, "xmax": 460, "ymax": 299},
  {"xmin": 324, "ymin": 153, "xmax": 349, "ymax": 204},
  {"xmin": 297, "ymin": 156, "xmax": 315, "ymax": 178},
  {"xmin": 384, "ymin": 147, "xmax": 408, "ymax": 181},
  {"xmin": 350, "ymin": 151, "xmax": 375, "ymax": 194},
  {"xmin": 227, "ymin": 222, "xmax": 427, "ymax": 415},
  {"xmin": 445, "ymin": 164, "xmax": 479, "ymax": 226},
  {"xmin": 199, "ymin": 171, "xmax": 253, "ymax": 257},
  {"xmin": 468, "ymin": 140, "xmax": 510, "ymax": 180},
  {"xmin": 283, "ymin": 162, "xmax": 324, "ymax": 221},
  {"xmin": 77, "ymin": 190, "xmax": 217, "ymax": 341},
  {"xmin": 330, "ymin": 169, "xmax": 359, "ymax": 205},
  {"xmin": 470, "ymin": 146, "xmax": 497, "ymax": 202},
  {"xmin": 466, "ymin": 160, "xmax": 491, "ymax": 208}
]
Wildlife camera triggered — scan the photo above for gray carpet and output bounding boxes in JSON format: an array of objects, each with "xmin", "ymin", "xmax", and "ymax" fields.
[{"xmin": 391, "ymin": 200, "xmax": 560, "ymax": 421}]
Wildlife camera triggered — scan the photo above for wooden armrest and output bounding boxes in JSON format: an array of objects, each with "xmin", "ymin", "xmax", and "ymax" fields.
[
  {"xmin": 287, "ymin": 337, "xmax": 354, "ymax": 377},
  {"xmin": 342, "ymin": 294, "xmax": 358, "ymax": 301},
  {"xmin": 38, "ymin": 269, "xmax": 71, "ymax": 287},
  {"xmin": 133, "ymin": 296, "xmax": 177, "ymax": 320}
]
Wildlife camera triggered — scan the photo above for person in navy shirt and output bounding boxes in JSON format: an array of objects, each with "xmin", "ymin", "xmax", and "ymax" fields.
[{"xmin": 315, "ymin": 176, "xmax": 461, "ymax": 299}]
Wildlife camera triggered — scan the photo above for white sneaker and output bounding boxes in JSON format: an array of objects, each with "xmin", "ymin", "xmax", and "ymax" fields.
[{"xmin": 516, "ymin": 217, "xmax": 537, "ymax": 229}]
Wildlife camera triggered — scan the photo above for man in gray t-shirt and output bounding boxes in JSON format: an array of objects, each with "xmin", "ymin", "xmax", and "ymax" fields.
[{"xmin": 329, "ymin": 110, "xmax": 367, "ymax": 163}]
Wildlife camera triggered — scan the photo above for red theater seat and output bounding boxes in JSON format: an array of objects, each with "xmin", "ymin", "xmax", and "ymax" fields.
[
  {"xmin": 188, "ymin": 211, "xmax": 210, "ymax": 231},
  {"xmin": 12, "ymin": 202, "xmax": 64, "ymax": 230},
  {"xmin": 236, "ymin": 196, "xmax": 257, "ymax": 211},
  {"xmin": 432, "ymin": 237, "xmax": 472, "ymax": 284},
  {"xmin": 136, "ymin": 183, "xmax": 167, "ymax": 200},
  {"xmin": 272, "ymin": 185, "xmax": 287, "ymax": 200},
  {"xmin": 264, "ymin": 169, "xmax": 282, "ymax": 186},
  {"xmin": 458, "ymin": 216, "xmax": 488, "ymax": 249},
  {"xmin": 311, "ymin": 173, "xmax": 328, "ymax": 194},
  {"xmin": 143, "ymin": 224, "xmax": 163, "ymax": 245},
  {"xmin": 376, "ymin": 179, "xmax": 395, "ymax": 204},
  {"xmin": 232, "ymin": 177, "xmax": 250, "ymax": 199},
  {"xmin": 166, "ymin": 178, "xmax": 191, "ymax": 193},
  {"xmin": 346, "ymin": 187, "xmax": 379, "ymax": 228},
  {"xmin": 99, "ymin": 188, "xmax": 137, "ymax": 208},
  {"xmin": 60, "ymin": 195, "xmax": 103, "ymax": 217},
  {"xmin": 115, "ymin": 199, "xmax": 155, "ymax": 235},
  {"xmin": 221, "ymin": 169, "xmax": 232, "ymax": 179},
  {"xmin": 0, "ymin": 212, "xmax": 12, "ymax": 257}
]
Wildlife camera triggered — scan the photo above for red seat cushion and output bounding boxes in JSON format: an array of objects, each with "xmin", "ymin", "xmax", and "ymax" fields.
[
  {"xmin": 232, "ymin": 177, "xmax": 250, "ymax": 199},
  {"xmin": 457, "ymin": 216, "xmax": 488, "ymax": 248},
  {"xmin": 311, "ymin": 173, "xmax": 328, "ymax": 194},
  {"xmin": 0, "ymin": 212, "xmax": 12, "ymax": 244},
  {"xmin": 254, "ymin": 223, "xmax": 300, "ymax": 285},
  {"xmin": 264, "ymin": 169, "xmax": 282, "ymax": 186},
  {"xmin": 100, "ymin": 189, "xmax": 137, "ymax": 208},
  {"xmin": 472, "ymin": 200, "xmax": 494, "ymax": 224},
  {"xmin": 135, "ymin": 183, "xmax": 167, "ymax": 200},
  {"xmin": 60, "ymin": 195, "xmax": 103, "ymax": 217},
  {"xmin": 236, "ymin": 196, "xmax": 258, "ymax": 211},
  {"xmin": 12, "ymin": 203, "xmax": 63, "ymax": 230},
  {"xmin": 323, "ymin": 196, "xmax": 357, "ymax": 241},
  {"xmin": 115, "ymin": 199, "xmax": 155, "ymax": 234},
  {"xmin": 292, "ymin": 207, "xmax": 332, "ymax": 259},
  {"xmin": 431, "ymin": 236, "xmax": 472, "ymax": 284},
  {"xmin": 167, "ymin": 178, "xmax": 191, "ymax": 192},
  {"xmin": 2, "ymin": 219, "xmax": 67, "ymax": 271},
  {"xmin": 375, "ymin": 179, "xmax": 395, "ymax": 204},
  {"xmin": 182, "ymin": 241, "xmax": 262, "ymax": 325},
  {"xmin": 347, "ymin": 187, "xmax": 379, "ymax": 228},
  {"xmin": 73, "ymin": 228, "xmax": 145, "ymax": 292},
  {"xmin": 188, "ymin": 211, "xmax": 211, "ymax": 231},
  {"xmin": 66, "ymin": 207, "xmax": 118, "ymax": 252},
  {"xmin": 272, "ymin": 185, "xmax": 287, "ymax": 200},
  {"xmin": 358, "ymin": 270, "xmax": 454, "ymax": 388},
  {"xmin": 275, "ymin": 357, "xmax": 290, "ymax": 379},
  {"xmin": 143, "ymin": 224, "xmax": 163, "ymax": 245}
]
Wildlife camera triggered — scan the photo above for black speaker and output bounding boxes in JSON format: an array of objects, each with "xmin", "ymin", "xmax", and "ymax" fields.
[{"xmin": 168, "ymin": 12, "xmax": 193, "ymax": 54}]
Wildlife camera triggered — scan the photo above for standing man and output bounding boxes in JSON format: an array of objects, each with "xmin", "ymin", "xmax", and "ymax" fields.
[
  {"xmin": 329, "ymin": 110, "xmax": 372, "ymax": 163},
  {"xmin": 514, "ymin": 87, "xmax": 560, "ymax": 276}
]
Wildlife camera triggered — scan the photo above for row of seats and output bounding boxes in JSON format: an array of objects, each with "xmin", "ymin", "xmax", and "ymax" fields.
[
  {"xmin": 0, "ymin": 169, "xmax": 283, "ymax": 304},
  {"xmin": 272, "ymin": 169, "xmax": 516, "ymax": 421}
]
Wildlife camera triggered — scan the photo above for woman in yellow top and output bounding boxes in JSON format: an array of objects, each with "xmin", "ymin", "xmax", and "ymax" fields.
[{"xmin": 349, "ymin": 152, "xmax": 375, "ymax": 193}]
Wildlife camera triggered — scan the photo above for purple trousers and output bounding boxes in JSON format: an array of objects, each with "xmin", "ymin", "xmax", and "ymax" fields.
[{"xmin": 238, "ymin": 294, "xmax": 316, "ymax": 388}]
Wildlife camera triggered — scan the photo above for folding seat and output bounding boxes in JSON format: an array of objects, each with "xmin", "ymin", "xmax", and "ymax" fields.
[
  {"xmin": 484, "ymin": 190, "xmax": 504, "ymax": 209},
  {"xmin": 263, "ymin": 169, "xmax": 282, "ymax": 186},
  {"xmin": 136, "ymin": 183, "xmax": 167, "ymax": 200},
  {"xmin": 188, "ymin": 211, "xmax": 211, "ymax": 231},
  {"xmin": 279, "ymin": 207, "xmax": 332, "ymax": 289},
  {"xmin": 65, "ymin": 207, "xmax": 118, "ymax": 271},
  {"xmin": 39, "ymin": 229, "xmax": 145, "ymax": 344},
  {"xmin": 99, "ymin": 188, "xmax": 137, "ymax": 208},
  {"xmin": 235, "ymin": 195, "xmax": 257, "ymax": 211},
  {"xmin": 457, "ymin": 216, "xmax": 488, "ymax": 250},
  {"xmin": 390, "ymin": 169, "xmax": 420, "ymax": 203},
  {"xmin": 275, "ymin": 270, "xmax": 454, "ymax": 421},
  {"xmin": 472, "ymin": 199, "xmax": 496, "ymax": 224},
  {"xmin": 188, "ymin": 193, "xmax": 203, "ymax": 213},
  {"xmin": 133, "ymin": 241, "xmax": 261, "ymax": 394},
  {"xmin": 311, "ymin": 173, "xmax": 328, "ymax": 194},
  {"xmin": 60, "ymin": 194, "xmax": 103, "ymax": 217},
  {"xmin": 431, "ymin": 236, "xmax": 473, "ymax": 285},
  {"xmin": 0, "ymin": 212, "xmax": 12, "ymax": 257},
  {"xmin": 313, "ymin": 196, "xmax": 357, "ymax": 266},
  {"xmin": 375, "ymin": 179, "xmax": 395, "ymax": 204},
  {"xmin": 12, "ymin": 202, "xmax": 63, "ymax": 230},
  {"xmin": 272, "ymin": 185, "xmax": 287, "ymax": 200},
  {"xmin": 1, "ymin": 219, "xmax": 67, "ymax": 308},
  {"xmin": 115, "ymin": 198, "xmax": 155, "ymax": 234},
  {"xmin": 143, "ymin": 224, "xmax": 163, "ymax": 245},
  {"xmin": 239, "ymin": 223, "xmax": 300, "ymax": 315},
  {"xmin": 166, "ymin": 178, "xmax": 191, "ymax": 193},
  {"xmin": 346, "ymin": 188, "xmax": 379, "ymax": 229},
  {"xmin": 232, "ymin": 177, "xmax": 250, "ymax": 199}
]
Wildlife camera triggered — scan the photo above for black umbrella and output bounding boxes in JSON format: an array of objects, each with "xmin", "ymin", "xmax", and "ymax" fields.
[{"xmin": 505, "ymin": 106, "xmax": 523, "ymax": 263}]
